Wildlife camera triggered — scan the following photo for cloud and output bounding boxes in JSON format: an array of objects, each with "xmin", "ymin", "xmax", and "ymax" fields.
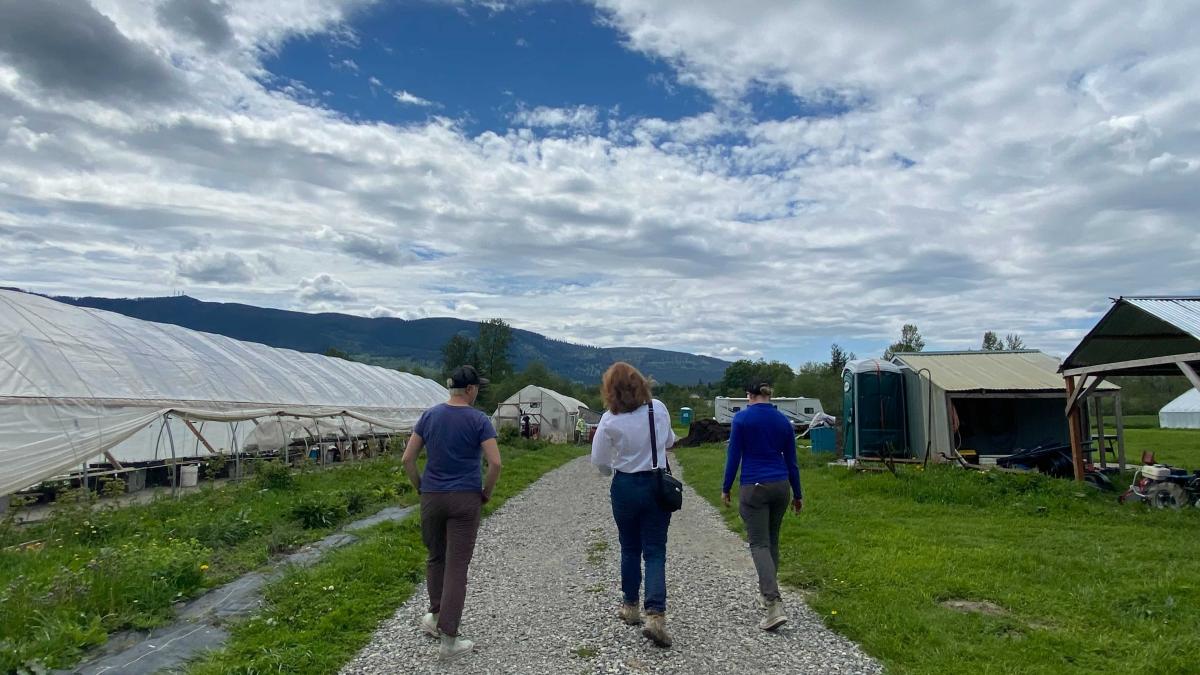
[
  {"xmin": 314, "ymin": 228, "xmax": 419, "ymax": 266},
  {"xmin": 0, "ymin": 0, "xmax": 1198, "ymax": 366},
  {"xmin": 392, "ymin": 89, "xmax": 433, "ymax": 106},
  {"xmin": 0, "ymin": 0, "xmax": 184, "ymax": 104},
  {"xmin": 174, "ymin": 251, "xmax": 255, "ymax": 284},
  {"xmin": 156, "ymin": 0, "xmax": 234, "ymax": 52},
  {"xmin": 297, "ymin": 273, "xmax": 357, "ymax": 304},
  {"xmin": 511, "ymin": 105, "xmax": 600, "ymax": 130}
]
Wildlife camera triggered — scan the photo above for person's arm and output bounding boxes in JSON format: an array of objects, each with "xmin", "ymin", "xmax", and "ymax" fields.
[
  {"xmin": 401, "ymin": 432, "xmax": 424, "ymax": 493},
  {"xmin": 783, "ymin": 421, "xmax": 803, "ymax": 513},
  {"xmin": 590, "ymin": 414, "xmax": 614, "ymax": 476},
  {"xmin": 481, "ymin": 437, "xmax": 502, "ymax": 503},
  {"xmin": 722, "ymin": 419, "xmax": 743, "ymax": 507}
]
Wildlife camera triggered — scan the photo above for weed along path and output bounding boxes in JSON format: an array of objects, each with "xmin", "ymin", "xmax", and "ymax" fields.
[
  {"xmin": 64, "ymin": 506, "xmax": 417, "ymax": 675},
  {"xmin": 345, "ymin": 456, "xmax": 880, "ymax": 674}
]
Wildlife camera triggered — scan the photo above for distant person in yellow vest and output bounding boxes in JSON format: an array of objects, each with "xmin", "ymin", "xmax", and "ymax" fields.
[{"xmin": 575, "ymin": 415, "xmax": 587, "ymax": 443}]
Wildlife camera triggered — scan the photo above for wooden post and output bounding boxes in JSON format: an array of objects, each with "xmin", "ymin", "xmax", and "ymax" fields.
[
  {"xmin": 182, "ymin": 419, "xmax": 217, "ymax": 455},
  {"xmin": 1114, "ymin": 392, "xmax": 1127, "ymax": 472},
  {"xmin": 1065, "ymin": 376, "xmax": 1086, "ymax": 481}
]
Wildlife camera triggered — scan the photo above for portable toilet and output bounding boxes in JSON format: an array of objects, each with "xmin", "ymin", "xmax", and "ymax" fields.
[
  {"xmin": 680, "ymin": 407, "xmax": 693, "ymax": 426},
  {"xmin": 842, "ymin": 359, "xmax": 910, "ymax": 459}
]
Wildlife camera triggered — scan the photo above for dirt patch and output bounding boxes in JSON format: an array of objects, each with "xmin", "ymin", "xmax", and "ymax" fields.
[{"xmin": 940, "ymin": 599, "xmax": 1009, "ymax": 616}]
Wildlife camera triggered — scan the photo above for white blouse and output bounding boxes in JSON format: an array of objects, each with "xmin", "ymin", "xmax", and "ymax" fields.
[{"xmin": 590, "ymin": 399, "xmax": 677, "ymax": 475}]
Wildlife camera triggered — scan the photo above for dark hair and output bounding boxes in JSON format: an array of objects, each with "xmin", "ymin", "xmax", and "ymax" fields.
[
  {"xmin": 745, "ymin": 380, "xmax": 773, "ymax": 397},
  {"xmin": 601, "ymin": 362, "xmax": 652, "ymax": 414}
]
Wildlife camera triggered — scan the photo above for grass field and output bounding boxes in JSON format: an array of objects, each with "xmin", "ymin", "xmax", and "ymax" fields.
[
  {"xmin": 1120, "ymin": 414, "xmax": 1160, "ymax": 429},
  {"xmin": 0, "ymin": 442, "xmax": 582, "ymax": 673},
  {"xmin": 1123, "ymin": 427, "xmax": 1200, "ymax": 468},
  {"xmin": 677, "ymin": 435, "xmax": 1200, "ymax": 675}
]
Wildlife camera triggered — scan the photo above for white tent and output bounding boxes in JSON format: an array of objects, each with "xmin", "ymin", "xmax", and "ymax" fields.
[
  {"xmin": 491, "ymin": 384, "xmax": 593, "ymax": 443},
  {"xmin": 1160, "ymin": 389, "xmax": 1200, "ymax": 429},
  {"xmin": 0, "ymin": 290, "xmax": 448, "ymax": 496}
]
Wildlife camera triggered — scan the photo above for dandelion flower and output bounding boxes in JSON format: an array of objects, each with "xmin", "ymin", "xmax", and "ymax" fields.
[
  {"xmin": 831, "ymin": 610, "xmax": 838, "ymax": 616},
  {"xmin": 200, "ymin": 564, "xmax": 209, "ymax": 571}
]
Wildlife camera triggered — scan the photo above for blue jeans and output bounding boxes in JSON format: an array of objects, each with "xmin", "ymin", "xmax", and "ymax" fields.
[{"xmin": 610, "ymin": 471, "xmax": 671, "ymax": 613}]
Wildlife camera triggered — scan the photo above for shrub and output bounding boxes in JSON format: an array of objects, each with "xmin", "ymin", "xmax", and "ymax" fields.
[
  {"xmin": 342, "ymin": 488, "xmax": 370, "ymax": 515},
  {"xmin": 498, "ymin": 425, "xmax": 522, "ymax": 445},
  {"xmin": 255, "ymin": 461, "xmax": 294, "ymax": 490},
  {"xmin": 265, "ymin": 522, "xmax": 305, "ymax": 555},
  {"xmin": 291, "ymin": 494, "xmax": 346, "ymax": 529}
]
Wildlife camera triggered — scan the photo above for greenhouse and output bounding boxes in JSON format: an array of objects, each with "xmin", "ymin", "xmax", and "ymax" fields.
[{"xmin": 0, "ymin": 289, "xmax": 448, "ymax": 497}]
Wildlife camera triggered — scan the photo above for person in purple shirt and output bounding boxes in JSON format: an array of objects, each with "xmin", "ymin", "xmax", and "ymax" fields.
[
  {"xmin": 721, "ymin": 378, "xmax": 804, "ymax": 632},
  {"xmin": 402, "ymin": 365, "xmax": 501, "ymax": 662}
]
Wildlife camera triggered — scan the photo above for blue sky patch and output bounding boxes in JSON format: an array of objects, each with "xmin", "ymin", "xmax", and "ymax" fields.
[{"xmin": 262, "ymin": 1, "xmax": 714, "ymax": 134}]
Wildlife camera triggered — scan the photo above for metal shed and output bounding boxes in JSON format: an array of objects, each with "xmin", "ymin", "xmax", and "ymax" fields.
[{"xmin": 892, "ymin": 351, "xmax": 1121, "ymax": 464}]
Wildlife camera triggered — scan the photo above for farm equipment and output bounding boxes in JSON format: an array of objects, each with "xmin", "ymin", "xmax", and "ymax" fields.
[{"xmin": 1119, "ymin": 451, "xmax": 1200, "ymax": 509}]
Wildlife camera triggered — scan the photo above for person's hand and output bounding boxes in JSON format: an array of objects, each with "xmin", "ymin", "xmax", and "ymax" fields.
[
  {"xmin": 721, "ymin": 492, "xmax": 731, "ymax": 507},
  {"xmin": 792, "ymin": 498, "xmax": 804, "ymax": 514},
  {"xmin": 481, "ymin": 490, "xmax": 491, "ymax": 504}
]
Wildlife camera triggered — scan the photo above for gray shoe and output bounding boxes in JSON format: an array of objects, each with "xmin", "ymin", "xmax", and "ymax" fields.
[
  {"xmin": 619, "ymin": 603, "xmax": 643, "ymax": 626},
  {"xmin": 759, "ymin": 599, "xmax": 788, "ymax": 631},
  {"xmin": 642, "ymin": 612, "xmax": 672, "ymax": 648},
  {"xmin": 419, "ymin": 612, "xmax": 440, "ymax": 638},
  {"xmin": 439, "ymin": 634, "xmax": 475, "ymax": 661}
]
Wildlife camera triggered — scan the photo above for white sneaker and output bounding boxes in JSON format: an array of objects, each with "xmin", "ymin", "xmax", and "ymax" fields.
[
  {"xmin": 419, "ymin": 612, "xmax": 440, "ymax": 638},
  {"xmin": 759, "ymin": 599, "xmax": 788, "ymax": 631},
  {"xmin": 439, "ymin": 634, "xmax": 475, "ymax": 661}
]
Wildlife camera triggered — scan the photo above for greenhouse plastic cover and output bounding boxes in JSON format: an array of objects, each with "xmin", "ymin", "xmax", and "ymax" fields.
[{"xmin": 0, "ymin": 290, "xmax": 448, "ymax": 495}]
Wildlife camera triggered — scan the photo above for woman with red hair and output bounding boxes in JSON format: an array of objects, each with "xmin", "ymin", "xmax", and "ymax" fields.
[{"xmin": 590, "ymin": 361, "xmax": 677, "ymax": 648}]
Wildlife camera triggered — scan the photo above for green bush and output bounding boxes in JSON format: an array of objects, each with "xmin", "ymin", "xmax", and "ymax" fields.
[
  {"xmin": 291, "ymin": 494, "xmax": 346, "ymax": 529},
  {"xmin": 342, "ymin": 488, "xmax": 370, "ymax": 515},
  {"xmin": 255, "ymin": 461, "xmax": 294, "ymax": 490},
  {"xmin": 498, "ymin": 425, "xmax": 522, "ymax": 445}
]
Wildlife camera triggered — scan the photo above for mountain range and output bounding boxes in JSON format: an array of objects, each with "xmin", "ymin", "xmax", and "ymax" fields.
[{"xmin": 50, "ymin": 294, "xmax": 730, "ymax": 384}]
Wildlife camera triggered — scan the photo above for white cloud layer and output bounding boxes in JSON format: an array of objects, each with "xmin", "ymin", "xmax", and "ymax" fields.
[{"xmin": 1, "ymin": 0, "xmax": 1198, "ymax": 365}]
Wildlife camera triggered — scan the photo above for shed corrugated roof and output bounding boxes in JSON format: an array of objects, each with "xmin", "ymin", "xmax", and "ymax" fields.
[
  {"xmin": 892, "ymin": 351, "xmax": 1119, "ymax": 393},
  {"xmin": 1124, "ymin": 298, "xmax": 1200, "ymax": 340},
  {"xmin": 1062, "ymin": 297, "xmax": 1200, "ymax": 373}
]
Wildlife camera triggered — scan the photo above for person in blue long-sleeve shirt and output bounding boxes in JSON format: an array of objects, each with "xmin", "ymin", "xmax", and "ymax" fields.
[{"xmin": 721, "ymin": 379, "xmax": 803, "ymax": 632}]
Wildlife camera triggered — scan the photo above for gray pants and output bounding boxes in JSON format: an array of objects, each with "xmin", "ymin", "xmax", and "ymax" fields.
[{"xmin": 738, "ymin": 480, "xmax": 790, "ymax": 601}]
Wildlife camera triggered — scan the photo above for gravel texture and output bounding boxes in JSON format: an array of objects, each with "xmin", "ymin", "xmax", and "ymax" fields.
[{"xmin": 344, "ymin": 456, "xmax": 882, "ymax": 675}]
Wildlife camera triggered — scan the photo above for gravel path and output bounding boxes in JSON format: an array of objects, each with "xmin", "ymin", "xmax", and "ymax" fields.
[{"xmin": 344, "ymin": 456, "xmax": 882, "ymax": 674}]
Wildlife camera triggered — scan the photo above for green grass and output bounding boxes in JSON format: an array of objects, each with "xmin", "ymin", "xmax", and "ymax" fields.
[
  {"xmin": 0, "ymin": 455, "xmax": 420, "ymax": 673},
  {"xmin": 1123, "ymin": 427, "xmax": 1200, "ymax": 468},
  {"xmin": 1120, "ymin": 414, "xmax": 1161, "ymax": 429},
  {"xmin": 188, "ymin": 444, "xmax": 582, "ymax": 675},
  {"xmin": 677, "ymin": 443, "xmax": 1200, "ymax": 675}
]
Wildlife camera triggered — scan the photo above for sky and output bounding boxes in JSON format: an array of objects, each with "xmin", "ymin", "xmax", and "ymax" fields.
[{"xmin": 1, "ymin": 0, "xmax": 1198, "ymax": 368}]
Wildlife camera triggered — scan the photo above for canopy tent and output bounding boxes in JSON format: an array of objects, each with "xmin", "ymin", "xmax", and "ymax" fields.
[
  {"xmin": 1060, "ymin": 296, "xmax": 1200, "ymax": 479},
  {"xmin": 0, "ymin": 290, "xmax": 448, "ymax": 496},
  {"xmin": 892, "ymin": 351, "xmax": 1121, "ymax": 464},
  {"xmin": 1160, "ymin": 389, "xmax": 1200, "ymax": 429},
  {"xmin": 491, "ymin": 384, "xmax": 594, "ymax": 442}
]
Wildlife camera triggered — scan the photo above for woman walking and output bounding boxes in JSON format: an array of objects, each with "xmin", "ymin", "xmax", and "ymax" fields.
[
  {"xmin": 590, "ymin": 362, "xmax": 677, "ymax": 647},
  {"xmin": 722, "ymin": 378, "xmax": 803, "ymax": 631}
]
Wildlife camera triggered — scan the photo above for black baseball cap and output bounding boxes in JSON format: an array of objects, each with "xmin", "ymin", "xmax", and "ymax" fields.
[
  {"xmin": 447, "ymin": 365, "xmax": 489, "ymax": 388},
  {"xmin": 745, "ymin": 378, "xmax": 771, "ymax": 394}
]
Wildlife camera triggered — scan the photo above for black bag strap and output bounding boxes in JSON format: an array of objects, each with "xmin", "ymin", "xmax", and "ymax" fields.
[{"xmin": 648, "ymin": 402, "xmax": 669, "ymax": 471}]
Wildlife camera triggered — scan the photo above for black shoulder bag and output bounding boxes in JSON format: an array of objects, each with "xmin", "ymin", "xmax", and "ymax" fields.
[{"xmin": 648, "ymin": 403, "xmax": 683, "ymax": 512}]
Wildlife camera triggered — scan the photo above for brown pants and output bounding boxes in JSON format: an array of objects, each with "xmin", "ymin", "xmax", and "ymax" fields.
[{"xmin": 420, "ymin": 491, "xmax": 483, "ymax": 636}]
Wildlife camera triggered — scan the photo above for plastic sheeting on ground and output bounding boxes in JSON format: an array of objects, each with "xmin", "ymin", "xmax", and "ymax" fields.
[{"xmin": 0, "ymin": 290, "xmax": 448, "ymax": 495}]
